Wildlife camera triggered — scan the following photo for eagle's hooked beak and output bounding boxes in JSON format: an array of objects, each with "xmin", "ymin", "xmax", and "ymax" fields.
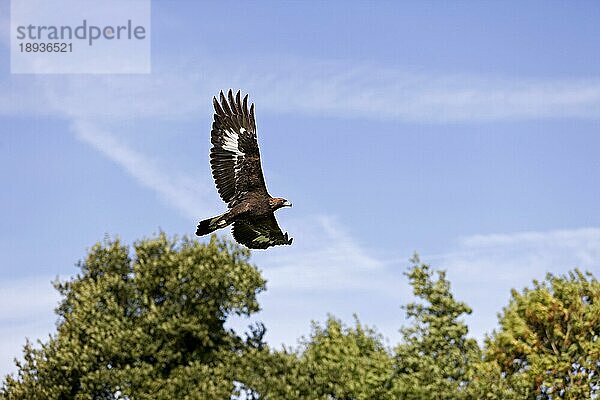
[{"xmin": 283, "ymin": 200, "xmax": 292, "ymax": 207}]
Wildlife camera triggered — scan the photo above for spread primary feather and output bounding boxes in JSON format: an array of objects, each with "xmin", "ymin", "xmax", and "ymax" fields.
[{"xmin": 196, "ymin": 89, "xmax": 293, "ymax": 250}]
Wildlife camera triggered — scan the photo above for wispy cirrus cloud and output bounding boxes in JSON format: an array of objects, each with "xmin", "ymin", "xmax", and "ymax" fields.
[
  {"xmin": 70, "ymin": 120, "xmax": 218, "ymax": 220},
  {"xmin": 225, "ymin": 60, "xmax": 600, "ymax": 122},
  {"xmin": 431, "ymin": 227, "xmax": 600, "ymax": 340},
  {"xmin": 437, "ymin": 227, "xmax": 600, "ymax": 282},
  {"xmin": 0, "ymin": 275, "xmax": 60, "ymax": 377},
  {"xmin": 1, "ymin": 56, "xmax": 600, "ymax": 123},
  {"xmin": 256, "ymin": 215, "xmax": 390, "ymax": 291}
]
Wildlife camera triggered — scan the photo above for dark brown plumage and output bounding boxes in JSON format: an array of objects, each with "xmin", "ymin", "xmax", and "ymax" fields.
[{"xmin": 195, "ymin": 90, "xmax": 293, "ymax": 249}]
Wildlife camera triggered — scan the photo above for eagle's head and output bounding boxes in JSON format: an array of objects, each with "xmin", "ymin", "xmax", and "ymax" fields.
[{"xmin": 270, "ymin": 197, "xmax": 292, "ymax": 210}]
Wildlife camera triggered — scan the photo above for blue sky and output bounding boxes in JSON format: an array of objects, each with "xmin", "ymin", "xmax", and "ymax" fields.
[{"xmin": 1, "ymin": 0, "xmax": 600, "ymax": 376}]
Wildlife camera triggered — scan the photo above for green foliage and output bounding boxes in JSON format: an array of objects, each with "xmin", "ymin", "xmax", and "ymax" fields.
[
  {"xmin": 481, "ymin": 269, "xmax": 600, "ymax": 399},
  {"xmin": 390, "ymin": 255, "xmax": 481, "ymax": 399},
  {"xmin": 1, "ymin": 233, "xmax": 265, "ymax": 399},
  {"xmin": 297, "ymin": 317, "xmax": 394, "ymax": 400},
  {"xmin": 2, "ymin": 234, "xmax": 598, "ymax": 400},
  {"xmin": 239, "ymin": 316, "xmax": 394, "ymax": 400}
]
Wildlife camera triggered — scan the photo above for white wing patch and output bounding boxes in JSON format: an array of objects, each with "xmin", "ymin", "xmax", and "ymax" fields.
[
  {"xmin": 221, "ymin": 128, "xmax": 246, "ymax": 182},
  {"xmin": 222, "ymin": 129, "xmax": 243, "ymax": 155}
]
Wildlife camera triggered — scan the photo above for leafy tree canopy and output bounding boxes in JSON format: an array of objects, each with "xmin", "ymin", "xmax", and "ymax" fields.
[
  {"xmin": 2, "ymin": 234, "xmax": 266, "ymax": 399},
  {"xmin": 390, "ymin": 255, "xmax": 481, "ymax": 399},
  {"xmin": 483, "ymin": 269, "xmax": 600, "ymax": 399},
  {"xmin": 2, "ymin": 234, "xmax": 598, "ymax": 400}
]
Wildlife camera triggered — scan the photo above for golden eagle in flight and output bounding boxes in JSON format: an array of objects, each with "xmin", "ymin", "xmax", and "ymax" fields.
[{"xmin": 195, "ymin": 90, "xmax": 293, "ymax": 249}]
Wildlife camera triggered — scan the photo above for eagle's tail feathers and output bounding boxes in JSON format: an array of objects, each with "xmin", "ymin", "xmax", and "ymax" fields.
[{"xmin": 196, "ymin": 213, "xmax": 229, "ymax": 236}]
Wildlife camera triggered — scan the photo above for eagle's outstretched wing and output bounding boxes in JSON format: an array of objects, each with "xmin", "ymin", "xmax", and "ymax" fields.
[
  {"xmin": 232, "ymin": 215, "xmax": 293, "ymax": 249},
  {"xmin": 210, "ymin": 90, "xmax": 268, "ymax": 208}
]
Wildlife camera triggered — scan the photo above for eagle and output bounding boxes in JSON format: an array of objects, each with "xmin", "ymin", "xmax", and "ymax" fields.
[{"xmin": 195, "ymin": 90, "xmax": 293, "ymax": 249}]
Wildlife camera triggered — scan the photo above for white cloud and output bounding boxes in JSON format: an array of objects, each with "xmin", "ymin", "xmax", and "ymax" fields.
[
  {"xmin": 227, "ymin": 61, "xmax": 600, "ymax": 122},
  {"xmin": 39, "ymin": 74, "xmax": 205, "ymax": 120},
  {"xmin": 0, "ymin": 276, "xmax": 59, "ymax": 377},
  {"xmin": 0, "ymin": 277, "xmax": 59, "ymax": 323},
  {"xmin": 70, "ymin": 120, "xmax": 218, "ymax": 220},
  {"xmin": 432, "ymin": 227, "xmax": 600, "ymax": 341},
  {"xmin": 1, "ymin": 57, "xmax": 600, "ymax": 123},
  {"xmin": 255, "ymin": 215, "xmax": 391, "ymax": 291},
  {"xmin": 440, "ymin": 227, "xmax": 600, "ymax": 282}
]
